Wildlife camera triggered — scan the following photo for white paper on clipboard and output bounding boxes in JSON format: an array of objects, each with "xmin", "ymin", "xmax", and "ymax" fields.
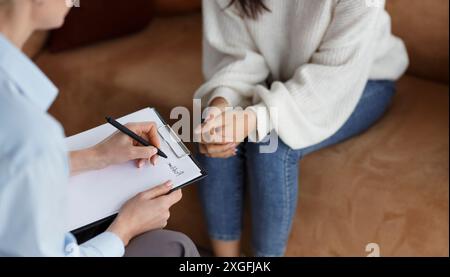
[{"xmin": 65, "ymin": 108, "xmax": 203, "ymax": 232}]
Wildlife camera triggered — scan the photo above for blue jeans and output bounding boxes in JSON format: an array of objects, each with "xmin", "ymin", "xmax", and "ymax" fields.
[{"xmin": 196, "ymin": 80, "xmax": 396, "ymax": 256}]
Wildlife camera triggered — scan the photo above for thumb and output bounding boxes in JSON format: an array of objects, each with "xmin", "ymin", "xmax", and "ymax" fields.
[
  {"xmin": 194, "ymin": 113, "xmax": 214, "ymax": 135},
  {"xmin": 129, "ymin": 146, "xmax": 158, "ymax": 160},
  {"xmin": 200, "ymin": 114, "xmax": 224, "ymax": 136},
  {"xmin": 140, "ymin": 181, "xmax": 173, "ymax": 199}
]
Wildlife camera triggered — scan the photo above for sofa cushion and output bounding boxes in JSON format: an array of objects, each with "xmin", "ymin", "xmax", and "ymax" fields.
[
  {"xmin": 387, "ymin": 0, "xmax": 449, "ymax": 83},
  {"xmin": 48, "ymin": 0, "xmax": 154, "ymax": 53},
  {"xmin": 282, "ymin": 76, "xmax": 449, "ymax": 256}
]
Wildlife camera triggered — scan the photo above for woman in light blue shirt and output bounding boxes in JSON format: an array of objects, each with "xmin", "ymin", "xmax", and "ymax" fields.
[{"xmin": 0, "ymin": 0, "xmax": 198, "ymax": 257}]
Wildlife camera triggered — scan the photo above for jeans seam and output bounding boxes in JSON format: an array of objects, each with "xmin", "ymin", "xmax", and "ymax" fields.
[{"xmin": 281, "ymin": 148, "xmax": 291, "ymax": 253}]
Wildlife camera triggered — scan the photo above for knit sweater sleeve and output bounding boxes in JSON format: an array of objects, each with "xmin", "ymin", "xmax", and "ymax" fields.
[
  {"xmin": 249, "ymin": 1, "xmax": 388, "ymax": 149},
  {"xmin": 194, "ymin": 0, "xmax": 270, "ymax": 107}
]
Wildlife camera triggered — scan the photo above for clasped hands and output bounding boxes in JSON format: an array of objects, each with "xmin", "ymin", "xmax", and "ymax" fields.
[{"xmin": 194, "ymin": 97, "xmax": 257, "ymax": 159}]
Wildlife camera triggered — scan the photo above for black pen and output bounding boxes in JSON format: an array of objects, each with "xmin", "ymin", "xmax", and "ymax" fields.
[{"xmin": 106, "ymin": 116, "xmax": 168, "ymax": 159}]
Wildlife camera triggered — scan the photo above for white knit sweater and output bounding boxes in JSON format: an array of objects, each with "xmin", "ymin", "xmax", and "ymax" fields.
[{"xmin": 194, "ymin": 0, "xmax": 409, "ymax": 149}]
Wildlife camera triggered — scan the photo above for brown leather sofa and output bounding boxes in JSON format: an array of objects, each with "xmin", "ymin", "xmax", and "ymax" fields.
[{"xmin": 25, "ymin": 0, "xmax": 448, "ymax": 256}]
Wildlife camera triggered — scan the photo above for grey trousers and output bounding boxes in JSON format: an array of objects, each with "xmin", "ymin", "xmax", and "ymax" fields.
[{"xmin": 124, "ymin": 230, "xmax": 200, "ymax": 257}]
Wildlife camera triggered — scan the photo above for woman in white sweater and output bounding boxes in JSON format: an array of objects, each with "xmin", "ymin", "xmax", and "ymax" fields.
[{"xmin": 194, "ymin": 0, "xmax": 408, "ymax": 257}]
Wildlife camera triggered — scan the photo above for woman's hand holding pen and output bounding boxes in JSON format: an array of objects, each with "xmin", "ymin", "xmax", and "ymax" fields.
[
  {"xmin": 70, "ymin": 122, "xmax": 161, "ymax": 175},
  {"xmin": 195, "ymin": 97, "xmax": 257, "ymax": 159}
]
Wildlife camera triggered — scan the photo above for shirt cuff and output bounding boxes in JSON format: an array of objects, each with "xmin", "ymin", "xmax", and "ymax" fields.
[
  {"xmin": 247, "ymin": 103, "xmax": 271, "ymax": 142},
  {"xmin": 80, "ymin": 232, "xmax": 125, "ymax": 257},
  {"xmin": 207, "ymin": 87, "xmax": 243, "ymax": 107}
]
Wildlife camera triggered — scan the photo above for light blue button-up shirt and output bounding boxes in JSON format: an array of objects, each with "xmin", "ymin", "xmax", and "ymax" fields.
[{"xmin": 0, "ymin": 34, "xmax": 124, "ymax": 257}]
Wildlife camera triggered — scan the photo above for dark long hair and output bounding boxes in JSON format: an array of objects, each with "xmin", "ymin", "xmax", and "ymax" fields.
[{"xmin": 228, "ymin": 0, "xmax": 271, "ymax": 19}]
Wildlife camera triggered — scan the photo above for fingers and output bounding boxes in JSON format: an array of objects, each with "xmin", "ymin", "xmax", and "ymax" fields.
[
  {"xmin": 130, "ymin": 146, "xmax": 158, "ymax": 164},
  {"xmin": 199, "ymin": 143, "xmax": 236, "ymax": 154},
  {"xmin": 135, "ymin": 159, "xmax": 144, "ymax": 168},
  {"xmin": 203, "ymin": 107, "xmax": 222, "ymax": 122},
  {"xmin": 199, "ymin": 143, "xmax": 237, "ymax": 158},
  {"xmin": 194, "ymin": 106, "xmax": 220, "ymax": 135},
  {"xmin": 195, "ymin": 111, "xmax": 244, "ymax": 144},
  {"xmin": 205, "ymin": 148, "xmax": 236, "ymax": 158},
  {"xmin": 134, "ymin": 152, "xmax": 159, "ymax": 168},
  {"xmin": 161, "ymin": 189, "xmax": 183, "ymax": 207},
  {"xmin": 204, "ymin": 105, "xmax": 225, "ymax": 121},
  {"xmin": 199, "ymin": 114, "xmax": 224, "ymax": 136},
  {"xmin": 119, "ymin": 122, "xmax": 161, "ymax": 167},
  {"xmin": 125, "ymin": 122, "xmax": 161, "ymax": 149},
  {"xmin": 209, "ymin": 125, "xmax": 235, "ymax": 143},
  {"xmin": 150, "ymin": 155, "xmax": 158, "ymax": 166},
  {"xmin": 194, "ymin": 112, "xmax": 223, "ymax": 135},
  {"xmin": 199, "ymin": 144, "xmax": 207, "ymax": 155},
  {"xmin": 195, "ymin": 116, "xmax": 230, "ymax": 144},
  {"xmin": 139, "ymin": 181, "xmax": 173, "ymax": 199}
]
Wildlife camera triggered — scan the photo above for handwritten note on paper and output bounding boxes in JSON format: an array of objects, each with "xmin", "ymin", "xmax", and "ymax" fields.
[
  {"xmin": 65, "ymin": 108, "xmax": 203, "ymax": 232},
  {"xmin": 168, "ymin": 163, "xmax": 185, "ymax": 177}
]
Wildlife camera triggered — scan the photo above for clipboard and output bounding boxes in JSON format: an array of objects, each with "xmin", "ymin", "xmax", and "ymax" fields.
[
  {"xmin": 152, "ymin": 109, "xmax": 207, "ymax": 193},
  {"xmin": 68, "ymin": 108, "xmax": 207, "ymax": 238}
]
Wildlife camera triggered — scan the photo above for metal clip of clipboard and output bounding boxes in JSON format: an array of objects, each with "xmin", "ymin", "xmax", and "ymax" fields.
[{"xmin": 157, "ymin": 125, "xmax": 191, "ymax": 159}]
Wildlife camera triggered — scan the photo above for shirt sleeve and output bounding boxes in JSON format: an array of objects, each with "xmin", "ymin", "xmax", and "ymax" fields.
[
  {"xmin": 0, "ymin": 134, "xmax": 70, "ymax": 256},
  {"xmin": 248, "ymin": 1, "xmax": 397, "ymax": 148},
  {"xmin": 64, "ymin": 232, "xmax": 125, "ymax": 257},
  {"xmin": 207, "ymin": 87, "xmax": 245, "ymax": 107},
  {"xmin": 0, "ymin": 129, "xmax": 124, "ymax": 257},
  {"xmin": 195, "ymin": 0, "xmax": 270, "ymax": 108}
]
